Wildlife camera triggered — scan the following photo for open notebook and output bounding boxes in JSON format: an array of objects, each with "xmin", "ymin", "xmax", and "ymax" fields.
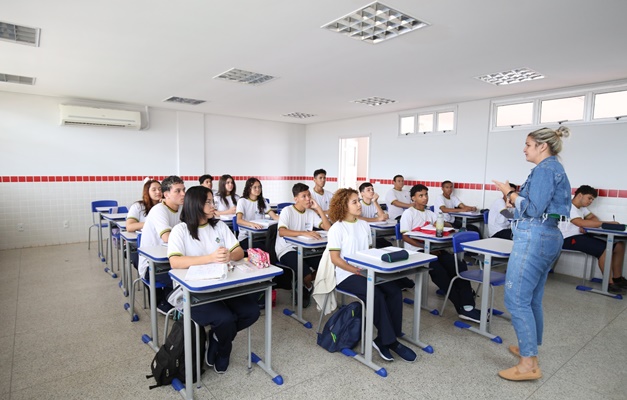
[{"xmin": 185, "ymin": 263, "xmax": 228, "ymax": 281}]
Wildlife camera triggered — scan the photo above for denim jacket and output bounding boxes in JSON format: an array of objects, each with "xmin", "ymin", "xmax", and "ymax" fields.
[{"xmin": 514, "ymin": 156, "xmax": 571, "ymax": 220}]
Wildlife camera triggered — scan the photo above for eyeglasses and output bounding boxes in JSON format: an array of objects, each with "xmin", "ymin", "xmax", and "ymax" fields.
[{"xmin": 205, "ymin": 200, "xmax": 215, "ymax": 206}]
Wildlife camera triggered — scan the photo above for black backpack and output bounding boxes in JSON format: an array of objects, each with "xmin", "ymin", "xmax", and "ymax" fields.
[
  {"xmin": 317, "ymin": 302, "xmax": 362, "ymax": 353},
  {"xmin": 147, "ymin": 319, "xmax": 206, "ymax": 389}
]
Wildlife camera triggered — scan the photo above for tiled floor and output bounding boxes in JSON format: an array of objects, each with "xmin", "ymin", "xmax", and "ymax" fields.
[{"xmin": 1, "ymin": 243, "xmax": 625, "ymax": 399}]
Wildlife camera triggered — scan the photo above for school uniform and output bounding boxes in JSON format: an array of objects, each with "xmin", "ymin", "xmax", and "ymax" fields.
[
  {"xmin": 433, "ymin": 194, "xmax": 482, "ymax": 234},
  {"xmin": 559, "ymin": 204, "xmax": 608, "ymax": 258},
  {"xmin": 235, "ymin": 198, "xmax": 269, "ymax": 249},
  {"xmin": 275, "ymin": 205, "xmax": 324, "ymax": 274},
  {"xmin": 384, "ymin": 188, "xmax": 410, "ymax": 220},
  {"xmin": 126, "ymin": 201, "xmax": 147, "ymax": 224},
  {"xmin": 215, "ymin": 194, "xmax": 240, "ymax": 213},
  {"xmin": 311, "ymin": 188, "xmax": 333, "ymax": 211},
  {"xmin": 488, "ymin": 198, "xmax": 513, "ymax": 239}
]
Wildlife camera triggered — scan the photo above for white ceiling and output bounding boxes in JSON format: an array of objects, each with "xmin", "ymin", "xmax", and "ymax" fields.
[{"xmin": 2, "ymin": 0, "xmax": 627, "ymax": 124}]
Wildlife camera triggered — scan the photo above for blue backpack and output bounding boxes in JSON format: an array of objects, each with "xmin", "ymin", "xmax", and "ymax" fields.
[{"xmin": 317, "ymin": 302, "xmax": 362, "ymax": 353}]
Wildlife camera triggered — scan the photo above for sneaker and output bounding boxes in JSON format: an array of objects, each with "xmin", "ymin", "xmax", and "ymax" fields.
[
  {"xmin": 608, "ymin": 283, "xmax": 625, "ymax": 294},
  {"xmin": 302, "ymin": 285, "xmax": 312, "ymax": 309},
  {"xmin": 613, "ymin": 276, "xmax": 627, "ymax": 289},
  {"xmin": 458, "ymin": 308, "xmax": 481, "ymax": 324},
  {"xmin": 157, "ymin": 300, "xmax": 173, "ymax": 316},
  {"xmin": 214, "ymin": 354, "xmax": 229, "ymax": 374},
  {"xmin": 205, "ymin": 331, "xmax": 218, "ymax": 367},
  {"xmin": 372, "ymin": 338, "xmax": 394, "ymax": 361},
  {"xmin": 389, "ymin": 341, "xmax": 417, "ymax": 363}
]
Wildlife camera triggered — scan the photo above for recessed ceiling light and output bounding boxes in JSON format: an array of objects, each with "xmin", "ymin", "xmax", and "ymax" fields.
[
  {"xmin": 475, "ymin": 68, "xmax": 545, "ymax": 86},
  {"xmin": 0, "ymin": 21, "xmax": 41, "ymax": 47},
  {"xmin": 163, "ymin": 96, "xmax": 206, "ymax": 105},
  {"xmin": 351, "ymin": 96, "xmax": 396, "ymax": 106},
  {"xmin": 214, "ymin": 68, "xmax": 276, "ymax": 86},
  {"xmin": 322, "ymin": 1, "xmax": 429, "ymax": 44},
  {"xmin": 283, "ymin": 112, "xmax": 316, "ymax": 119},
  {"xmin": 0, "ymin": 73, "xmax": 36, "ymax": 85}
]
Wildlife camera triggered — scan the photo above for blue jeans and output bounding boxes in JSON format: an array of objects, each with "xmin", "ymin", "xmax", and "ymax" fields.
[{"xmin": 504, "ymin": 219, "xmax": 562, "ymax": 357}]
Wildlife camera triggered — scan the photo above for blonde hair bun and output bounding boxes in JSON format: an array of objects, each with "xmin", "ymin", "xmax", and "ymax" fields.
[{"xmin": 555, "ymin": 126, "xmax": 571, "ymax": 138}]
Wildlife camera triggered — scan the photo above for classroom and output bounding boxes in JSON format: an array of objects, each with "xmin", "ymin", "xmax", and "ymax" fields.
[{"xmin": 1, "ymin": 1, "xmax": 627, "ymax": 399}]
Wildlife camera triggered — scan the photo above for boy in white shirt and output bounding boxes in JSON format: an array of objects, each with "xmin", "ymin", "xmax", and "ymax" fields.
[
  {"xmin": 384, "ymin": 175, "xmax": 412, "ymax": 220},
  {"xmin": 488, "ymin": 183, "xmax": 516, "ymax": 239},
  {"xmin": 276, "ymin": 183, "xmax": 332, "ymax": 307},
  {"xmin": 139, "ymin": 175, "xmax": 186, "ymax": 314},
  {"xmin": 433, "ymin": 180, "xmax": 481, "ymax": 235},
  {"xmin": 311, "ymin": 169, "xmax": 334, "ymax": 213},
  {"xmin": 559, "ymin": 185, "xmax": 627, "ymax": 294},
  {"xmin": 358, "ymin": 182, "xmax": 393, "ymax": 248},
  {"xmin": 400, "ymin": 184, "xmax": 481, "ymax": 323}
]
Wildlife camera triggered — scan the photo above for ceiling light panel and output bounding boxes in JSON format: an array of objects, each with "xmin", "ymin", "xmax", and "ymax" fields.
[
  {"xmin": 322, "ymin": 1, "xmax": 429, "ymax": 44},
  {"xmin": 283, "ymin": 112, "xmax": 316, "ymax": 119},
  {"xmin": 214, "ymin": 68, "xmax": 276, "ymax": 86},
  {"xmin": 0, "ymin": 73, "xmax": 36, "ymax": 85},
  {"xmin": 352, "ymin": 96, "xmax": 396, "ymax": 106},
  {"xmin": 0, "ymin": 21, "xmax": 41, "ymax": 47},
  {"xmin": 475, "ymin": 68, "xmax": 545, "ymax": 86},
  {"xmin": 163, "ymin": 96, "xmax": 206, "ymax": 105}
]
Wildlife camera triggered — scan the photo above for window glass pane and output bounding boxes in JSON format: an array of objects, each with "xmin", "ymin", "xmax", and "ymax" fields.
[
  {"xmin": 496, "ymin": 102, "xmax": 533, "ymax": 127},
  {"xmin": 418, "ymin": 113, "xmax": 433, "ymax": 132},
  {"xmin": 437, "ymin": 111, "xmax": 454, "ymax": 131},
  {"xmin": 399, "ymin": 115, "xmax": 415, "ymax": 135},
  {"xmin": 593, "ymin": 90, "xmax": 627, "ymax": 119},
  {"xmin": 540, "ymin": 96, "xmax": 584, "ymax": 123}
]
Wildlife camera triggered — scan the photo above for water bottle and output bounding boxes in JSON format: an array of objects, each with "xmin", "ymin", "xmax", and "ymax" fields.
[{"xmin": 436, "ymin": 212, "xmax": 444, "ymax": 238}]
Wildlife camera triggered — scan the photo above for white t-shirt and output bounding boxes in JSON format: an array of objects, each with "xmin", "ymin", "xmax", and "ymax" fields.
[
  {"xmin": 488, "ymin": 198, "xmax": 513, "ymax": 237},
  {"xmin": 400, "ymin": 207, "xmax": 437, "ymax": 252},
  {"xmin": 311, "ymin": 189, "xmax": 333, "ymax": 211},
  {"xmin": 167, "ymin": 220, "xmax": 240, "ymax": 259},
  {"xmin": 275, "ymin": 206, "xmax": 323, "ymax": 259},
  {"xmin": 559, "ymin": 204, "xmax": 590, "ymax": 239},
  {"xmin": 360, "ymin": 199, "xmax": 379, "ymax": 219},
  {"xmin": 433, "ymin": 194, "xmax": 462, "ymax": 223},
  {"xmin": 127, "ymin": 201, "xmax": 147, "ymax": 223},
  {"xmin": 139, "ymin": 202, "xmax": 181, "ymax": 276},
  {"xmin": 327, "ymin": 219, "xmax": 372, "ymax": 284},
  {"xmin": 236, "ymin": 198, "xmax": 269, "ymax": 241},
  {"xmin": 215, "ymin": 194, "xmax": 240, "ymax": 212},
  {"xmin": 385, "ymin": 188, "xmax": 411, "ymax": 220}
]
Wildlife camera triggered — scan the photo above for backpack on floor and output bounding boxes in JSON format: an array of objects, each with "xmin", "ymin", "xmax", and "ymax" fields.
[
  {"xmin": 317, "ymin": 302, "xmax": 362, "ymax": 353},
  {"xmin": 146, "ymin": 319, "xmax": 206, "ymax": 389}
]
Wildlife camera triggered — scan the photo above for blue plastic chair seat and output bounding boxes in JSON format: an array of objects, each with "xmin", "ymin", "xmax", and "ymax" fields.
[{"xmin": 459, "ymin": 270, "xmax": 506, "ymax": 286}]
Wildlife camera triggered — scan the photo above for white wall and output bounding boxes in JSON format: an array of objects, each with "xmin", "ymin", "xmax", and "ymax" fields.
[{"xmin": 0, "ymin": 91, "xmax": 306, "ymax": 250}]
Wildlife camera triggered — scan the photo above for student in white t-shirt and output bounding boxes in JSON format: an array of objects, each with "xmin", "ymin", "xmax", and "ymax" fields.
[
  {"xmin": 384, "ymin": 175, "xmax": 412, "ymax": 220},
  {"xmin": 276, "ymin": 183, "xmax": 331, "ymax": 308},
  {"xmin": 214, "ymin": 174, "xmax": 240, "ymax": 217},
  {"xmin": 488, "ymin": 183, "xmax": 516, "ymax": 239},
  {"xmin": 139, "ymin": 175, "xmax": 186, "ymax": 314},
  {"xmin": 328, "ymin": 188, "xmax": 417, "ymax": 362},
  {"xmin": 168, "ymin": 185, "xmax": 258, "ymax": 374},
  {"xmin": 559, "ymin": 185, "xmax": 627, "ymax": 294},
  {"xmin": 126, "ymin": 179, "xmax": 162, "ymax": 232},
  {"xmin": 400, "ymin": 184, "xmax": 481, "ymax": 323},
  {"xmin": 236, "ymin": 177, "xmax": 279, "ymax": 250},
  {"xmin": 433, "ymin": 180, "xmax": 481, "ymax": 235},
  {"xmin": 311, "ymin": 168, "xmax": 334, "ymax": 213},
  {"xmin": 358, "ymin": 182, "xmax": 393, "ymax": 248}
]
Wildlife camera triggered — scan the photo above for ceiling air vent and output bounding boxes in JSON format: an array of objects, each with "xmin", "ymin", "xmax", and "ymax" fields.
[
  {"xmin": 0, "ymin": 73, "xmax": 36, "ymax": 85},
  {"xmin": 163, "ymin": 96, "xmax": 206, "ymax": 105},
  {"xmin": 214, "ymin": 68, "xmax": 276, "ymax": 86},
  {"xmin": 0, "ymin": 21, "xmax": 41, "ymax": 46}
]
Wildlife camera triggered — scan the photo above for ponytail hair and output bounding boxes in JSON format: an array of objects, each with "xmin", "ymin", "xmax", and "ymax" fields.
[{"xmin": 528, "ymin": 126, "xmax": 570, "ymax": 155}]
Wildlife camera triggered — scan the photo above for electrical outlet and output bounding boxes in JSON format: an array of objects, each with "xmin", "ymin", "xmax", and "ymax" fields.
[
  {"xmin": 63, "ymin": 220, "xmax": 70, "ymax": 228},
  {"xmin": 17, "ymin": 223, "xmax": 24, "ymax": 231}
]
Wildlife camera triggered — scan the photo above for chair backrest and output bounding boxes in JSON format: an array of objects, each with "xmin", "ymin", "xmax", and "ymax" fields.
[
  {"xmin": 276, "ymin": 202, "xmax": 294, "ymax": 214},
  {"xmin": 137, "ymin": 232, "xmax": 142, "ymax": 247},
  {"xmin": 429, "ymin": 205, "xmax": 434, "ymax": 212},
  {"xmin": 91, "ymin": 200, "xmax": 117, "ymax": 212},
  {"xmin": 232, "ymin": 216, "xmax": 239, "ymax": 236},
  {"xmin": 452, "ymin": 231, "xmax": 480, "ymax": 254},
  {"xmin": 118, "ymin": 206, "xmax": 129, "ymax": 213},
  {"xmin": 265, "ymin": 198, "xmax": 270, "ymax": 204},
  {"xmin": 395, "ymin": 223, "xmax": 402, "ymax": 241},
  {"xmin": 483, "ymin": 210, "xmax": 489, "ymax": 224}
]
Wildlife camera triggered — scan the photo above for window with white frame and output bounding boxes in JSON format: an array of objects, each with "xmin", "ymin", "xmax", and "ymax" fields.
[
  {"xmin": 399, "ymin": 107, "xmax": 456, "ymax": 136},
  {"xmin": 593, "ymin": 89, "xmax": 627, "ymax": 120}
]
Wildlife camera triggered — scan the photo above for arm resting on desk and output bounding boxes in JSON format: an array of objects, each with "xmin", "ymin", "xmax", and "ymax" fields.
[{"xmin": 330, "ymin": 250, "xmax": 362, "ymax": 275}]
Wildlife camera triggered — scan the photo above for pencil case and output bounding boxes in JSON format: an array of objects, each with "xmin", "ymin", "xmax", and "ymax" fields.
[
  {"xmin": 381, "ymin": 250, "xmax": 409, "ymax": 263},
  {"xmin": 248, "ymin": 248, "xmax": 270, "ymax": 268},
  {"xmin": 601, "ymin": 223, "xmax": 626, "ymax": 231}
]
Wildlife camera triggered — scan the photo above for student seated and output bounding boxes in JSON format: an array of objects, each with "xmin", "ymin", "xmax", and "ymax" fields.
[
  {"xmin": 433, "ymin": 180, "xmax": 481, "ymax": 236},
  {"xmin": 328, "ymin": 188, "xmax": 416, "ymax": 362},
  {"xmin": 358, "ymin": 182, "xmax": 392, "ymax": 248},
  {"xmin": 199, "ymin": 174, "xmax": 216, "ymax": 194},
  {"xmin": 236, "ymin": 177, "xmax": 279, "ymax": 250},
  {"xmin": 488, "ymin": 183, "xmax": 516, "ymax": 239},
  {"xmin": 126, "ymin": 179, "xmax": 161, "ymax": 233},
  {"xmin": 311, "ymin": 168, "xmax": 334, "ymax": 213},
  {"xmin": 139, "ymin": 175, "xmax": 186, "ymax": 314},
  {"xmin": 275, "ymin": 183, "xmax": 331, "ymax": 308},
  {"xmin": 168, "ymin": 186, "xmax": 259, "ymax": 374},
  {"xmin": 559, "ymin": 185, "xmax": 627, "ymax": 294},
  {"xmin": 401, "ymin": 184, "xmax": 481, "ymax": 323},
  {"xmin": 384, "ymin": 174, "xmax": 412, "ymax": 220},
  {"xmin": 214, "ymin": 174, "xmax": 240, "ymax": 217}
]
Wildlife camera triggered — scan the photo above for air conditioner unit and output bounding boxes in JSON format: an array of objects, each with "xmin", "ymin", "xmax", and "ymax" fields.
[{"xmin": 59, "ymin": 105, "xmax": 141, "ymax": 129}]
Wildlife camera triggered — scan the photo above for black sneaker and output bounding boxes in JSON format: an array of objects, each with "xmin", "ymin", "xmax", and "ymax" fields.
[
  {"xmin": 205, "ymin": 331, "xmax": 218, "ymax": 367},
  {"xmin": 372, "ymin": 338, "xmax": 394, "ymax": 361},
  {"xmin": 302, "ymin": 285, "xmax": 312, "ymax": 309},
  {"xmin": 613, "ymin": 276, "xmax": 627, "ymax": 289},
  {"xmin": 389, "ymin": 341, "xmax": 417, "ymax": 363},
  {"xmin": 458, "ymin": 308, "xmax": 481, "ymax": 323},
  {"xmin": 214, "ymin": 354, "xmax": 229, "ymax": 374},
  {"xmin": 608, "ymin": 283, "xmax": 625, "ymax": 294}
]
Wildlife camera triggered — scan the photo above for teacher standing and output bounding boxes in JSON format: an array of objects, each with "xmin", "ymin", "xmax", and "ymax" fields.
[{"xmin": 493, "ymin": 126, "xmax": 571, "ymax": 381}]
